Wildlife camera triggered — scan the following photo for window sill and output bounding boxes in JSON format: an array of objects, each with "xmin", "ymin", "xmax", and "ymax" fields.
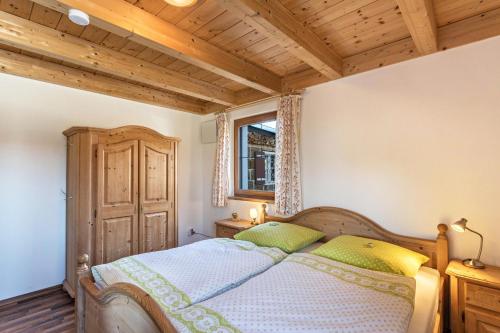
[{"xmin": 228, "ymin": 196, "xmax": 274, "ymax": 204}]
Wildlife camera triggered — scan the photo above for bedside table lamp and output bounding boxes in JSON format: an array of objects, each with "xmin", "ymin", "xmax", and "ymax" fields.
[
  {"xmin": 249, "ymin": 208, "xmax": 258, "ymax": 225},
  {"xmin": 451, "ymin": 218, "xmax": 485, "ymax": 269}
]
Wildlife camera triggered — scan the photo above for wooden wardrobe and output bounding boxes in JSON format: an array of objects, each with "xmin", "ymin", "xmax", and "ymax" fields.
[{"xmin": 63, "ymin": 126, "xmax": 178, "ymax": 297}]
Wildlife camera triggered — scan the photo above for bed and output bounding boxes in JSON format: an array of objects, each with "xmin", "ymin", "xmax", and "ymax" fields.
[{"xmin": 75, "ymin": 206, "xmax": 449, "ymax": 333}]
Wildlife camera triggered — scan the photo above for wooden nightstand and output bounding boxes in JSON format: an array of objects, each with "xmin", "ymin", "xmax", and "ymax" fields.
[
  {"xmin": 446, "ymin": 259, "xmax": 500, "ymax": 333},
  {"xmin": 215, "ymin": 219, "xmax": 254, "ymax": 238}
]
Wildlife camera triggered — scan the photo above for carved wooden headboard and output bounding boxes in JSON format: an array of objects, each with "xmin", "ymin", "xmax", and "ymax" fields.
[{"xmin": 260, "ymin": 205, "xmax": 449, "ymax": 277}]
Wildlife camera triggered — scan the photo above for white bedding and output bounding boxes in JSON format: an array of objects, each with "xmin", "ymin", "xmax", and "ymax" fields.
[
  {"xmin": 170, "ymin": 252, "xmax": 417, "ymax": 333},
  {"xmin": 91, "ymin": 238, "xmax": 287, "ymax": 313},
  {"xmin": 300, "ymin": 243, "xmax": 441, "ymax": 333},
  {"xmin": 93, "ymin": 238, "xmax": 439, "ymax": 332}
]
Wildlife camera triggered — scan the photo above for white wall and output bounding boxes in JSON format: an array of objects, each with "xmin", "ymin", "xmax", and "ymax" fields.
[
  {"xmin": 0, "ymin": 75, "xmax": 204, "ymax": 300},
  {"xmin": 202, "ymin": 36, "xmax": 500, "ymax": 266},
  {"xmin": 2, "ymin": 35, "xmax": 500, "ymax": 301}
]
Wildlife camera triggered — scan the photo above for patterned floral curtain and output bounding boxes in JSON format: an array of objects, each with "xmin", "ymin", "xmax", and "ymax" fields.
[
  {"xmin": 212, "ymin": 112, "xmax": 230, "ymax": 207},
  {"xmin": 275, "ymin": 94, "xmax": 303, "ymax": 215}
]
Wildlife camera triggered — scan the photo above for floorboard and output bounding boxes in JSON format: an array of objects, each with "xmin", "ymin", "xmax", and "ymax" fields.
[{"xmin": 0, "ymin": 287, "xmax": 75, "ymax": 333}]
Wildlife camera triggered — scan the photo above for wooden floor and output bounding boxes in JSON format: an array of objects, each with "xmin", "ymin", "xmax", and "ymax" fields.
[{"xmin": 0, "ymin": 286, "xmax": 75, "ymax": 332}]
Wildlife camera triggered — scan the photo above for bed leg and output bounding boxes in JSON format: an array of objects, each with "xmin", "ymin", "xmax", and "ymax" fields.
[{"xmin": 76, "ymin": 254, "xmax": 90, "ymax": 333}]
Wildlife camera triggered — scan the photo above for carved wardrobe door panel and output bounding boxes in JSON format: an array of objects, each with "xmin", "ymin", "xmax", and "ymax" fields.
[
  {"xmin": 64, "ymin": 126, "xmax": 179, "ymax": 299},
  {"xmin": 96, "ymin": 140, "xmax": 139, "ymax": 264},
  {"xmin": 139, "ymin": 140, "xmax": 174, "ymax": 253}
]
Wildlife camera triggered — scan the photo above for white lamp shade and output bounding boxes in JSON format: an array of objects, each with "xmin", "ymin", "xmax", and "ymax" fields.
[
  {"xmin": 249, "ymin": 208, "xmax": 258, "ymax": 220},
  {"xmin": 68, "ymin": 9, "xmax": 90, "ymax": 26},
  {"xmin": 451, "ymin": 218, "xmax": 467, "ymax": 233}
]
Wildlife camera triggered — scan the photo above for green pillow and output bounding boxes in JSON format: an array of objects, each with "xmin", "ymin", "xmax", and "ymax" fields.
[
  {"xmin": 311, "ymin": 235, "xmax": 429, "ymax": 277},
  {"xmin": 234, "ymin": 222, "xmax": 325, "ymax": 253}
]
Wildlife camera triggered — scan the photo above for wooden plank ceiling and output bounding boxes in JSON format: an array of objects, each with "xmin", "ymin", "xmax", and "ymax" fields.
[{"xmin": 0, "ymin": 0, "xmax": 499, "ymax": 114}]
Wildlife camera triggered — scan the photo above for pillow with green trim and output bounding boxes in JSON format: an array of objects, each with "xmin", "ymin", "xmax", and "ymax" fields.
[
  {"xmin": 311, "ymin": 235, "xmax": 429, "ymax": 277},
  {"xmin": 234, "ymin": 222, "xmax": 325, "ymax": 253}
]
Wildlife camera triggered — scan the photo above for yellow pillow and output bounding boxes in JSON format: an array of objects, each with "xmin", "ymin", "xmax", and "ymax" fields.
[
  {"xmin": 311, "ymin": 235, "xmax": 429, "ymax": 277},
  {"xmin": 234, "ymin": 222, "xmax": 325, "ymax": 253}
]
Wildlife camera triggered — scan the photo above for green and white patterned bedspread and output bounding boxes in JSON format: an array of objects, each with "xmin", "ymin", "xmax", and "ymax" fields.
[
  {"xmin": 169, "ymin": 252, "xmax": 417, "ymax": 333},
  {"xmin": 91, "ymin": 238, "xmax": 287, "ymax": 313}
]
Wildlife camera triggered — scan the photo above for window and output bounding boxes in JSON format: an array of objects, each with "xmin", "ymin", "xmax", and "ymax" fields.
[{"xmin": 234, "ymin": 111, "xmax": 277, "ymax": 201}]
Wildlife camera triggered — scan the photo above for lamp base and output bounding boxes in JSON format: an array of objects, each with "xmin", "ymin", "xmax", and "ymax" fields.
[{"xmin": 462, "ymin": 258, "xmax": 485, "ymax": 269}]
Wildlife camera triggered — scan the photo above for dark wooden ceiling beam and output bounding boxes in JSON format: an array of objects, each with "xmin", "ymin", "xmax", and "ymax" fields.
[
  {"xmin": 215, "ymin": 0, "xmax": 343, "ymax": 80},
  {"xmin": 32, "ymin": 0, "xmax": 282, "ymax": 94}
]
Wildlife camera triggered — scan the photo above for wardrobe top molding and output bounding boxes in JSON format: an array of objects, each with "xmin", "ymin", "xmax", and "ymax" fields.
[{"xmin": 63, "ymin": 125, "xmax": 181, "ymax": 142}]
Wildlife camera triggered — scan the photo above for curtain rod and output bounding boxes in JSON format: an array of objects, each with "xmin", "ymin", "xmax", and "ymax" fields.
[
  {"xmin": 223, "ymin": 90, "xmax": 304, "ymax": 113},
  {"xmin": 224, "ymin": 95, "xmax": 278, "ymax": 112}
]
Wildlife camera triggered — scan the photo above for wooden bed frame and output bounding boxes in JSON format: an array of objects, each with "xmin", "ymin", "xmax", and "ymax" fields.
[{"xmin": 75, "ymin": 206, "xmax": 449, "ymax": 333}]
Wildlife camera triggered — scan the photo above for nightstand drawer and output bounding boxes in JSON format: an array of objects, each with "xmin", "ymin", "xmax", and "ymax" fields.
[
  {"xmin": 216, "ymin": 225, "xmax": 239, "ymax": 238},
  {"xmin": 465, "ymin": 307, "xmax": 500, "ymax": 333},
  {"xmin": 466, "ymin": 283, "xmax": 500, "ymax": 313},
  {"xmin": 215, "ymin": 219, "xmax": 253, "ymax": 239}
]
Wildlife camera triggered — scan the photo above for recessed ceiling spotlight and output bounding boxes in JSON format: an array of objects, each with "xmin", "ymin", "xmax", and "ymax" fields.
[
  {"xmin": 68, "ymin": 8, "xmax": 90, "ymax": 26},
  {"xmin": 165, "ymin": 0, "xmax": 197, "ymax": 7}
]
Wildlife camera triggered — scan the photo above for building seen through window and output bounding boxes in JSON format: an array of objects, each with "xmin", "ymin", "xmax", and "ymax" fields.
[
  {"xmin": 234, "ymin": 111, "xmax": 276, "ymax": 200},
  {"xmin": 239, "ymin": 120, "xmax": 276, "ymax": 192}
]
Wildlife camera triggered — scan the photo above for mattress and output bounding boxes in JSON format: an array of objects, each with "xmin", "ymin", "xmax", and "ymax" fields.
[
  {"xmin": 408, "ymin": 266, "xmax": 440, "ymax": 333},
  {"xmin": 300, "ymin": 242, "xmax": 441, "ymax": 333}
]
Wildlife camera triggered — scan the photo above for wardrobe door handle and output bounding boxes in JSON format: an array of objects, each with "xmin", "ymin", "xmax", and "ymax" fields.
[{"xmin": 61, "ymin": 190, "xmax": 72, "ymax": 200}]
